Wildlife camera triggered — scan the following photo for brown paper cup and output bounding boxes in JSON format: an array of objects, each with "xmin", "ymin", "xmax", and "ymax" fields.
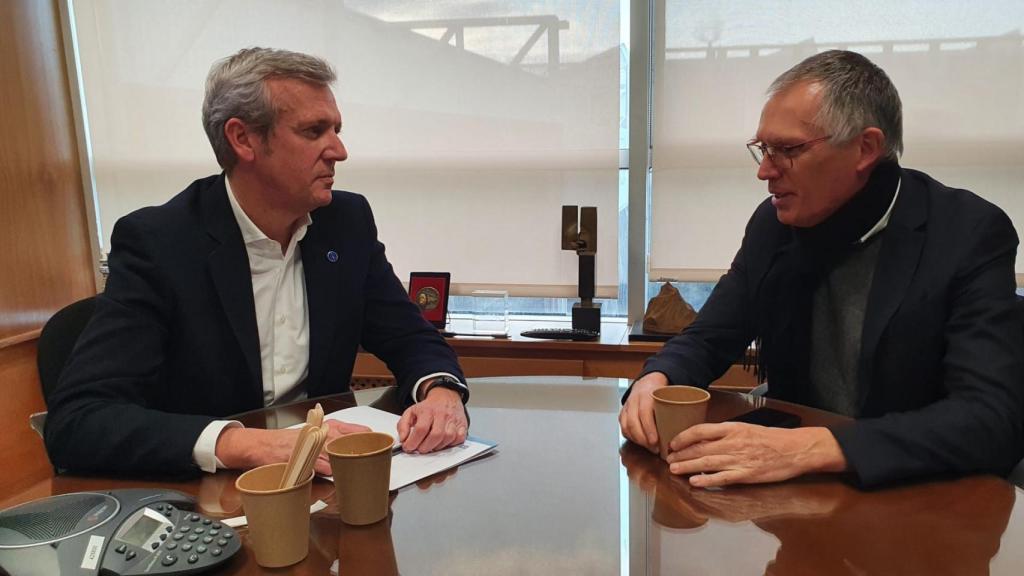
[
  {"xmin": 651, "ymin": 386, "xmax": 710, "ymax": 460},
  {"xmin": 326, "ymin": 432, "xmax": 395, "ymax": 525},
  {"xmin": 235, "ymin": 462, "xmax": 313, "ymax": 568}
]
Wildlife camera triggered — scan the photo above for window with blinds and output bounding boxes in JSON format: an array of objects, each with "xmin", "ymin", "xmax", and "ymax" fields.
[{"xmin": 72, "ymin": 0, "xmax": 624, "ymax": 298}]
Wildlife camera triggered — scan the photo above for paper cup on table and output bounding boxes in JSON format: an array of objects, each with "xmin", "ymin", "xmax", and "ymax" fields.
[
  {"xmin": 235, "ymin": 462, "xmax": 313, "ymax": 568},
  {"xmin": 326, "ymin": 432, "xmax": 395, "ymax": 525},
  {"xmin": 651, "ymin": 386, "xmax": 711, "ymax": 460}
]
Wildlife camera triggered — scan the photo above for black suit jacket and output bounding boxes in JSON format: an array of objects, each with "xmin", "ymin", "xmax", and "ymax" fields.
[
  {"xmin": 639, "ymin": 167, "xmax": 1024, "ymax": 487},
  {"xmin": 44, "ymin": 174, "xmax": 463, "ymax": 476}
]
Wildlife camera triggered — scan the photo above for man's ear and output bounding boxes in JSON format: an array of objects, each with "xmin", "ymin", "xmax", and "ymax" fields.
[
  {"xmin": 224, "ymin": 118, "xmax": 259, "ymax": 164},
  {"xmin": 855, "ymin": 127, "xmax": 886, "ymax": 173}
]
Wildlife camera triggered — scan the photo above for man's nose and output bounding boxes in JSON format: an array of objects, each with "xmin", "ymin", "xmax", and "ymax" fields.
[
  {"xmin": 756, "ymin": 155, "xmax": 781, "ymax": 181},
  {"xmin": 326, "ymin": 134, "xmax": 348, "ymax": 162}
]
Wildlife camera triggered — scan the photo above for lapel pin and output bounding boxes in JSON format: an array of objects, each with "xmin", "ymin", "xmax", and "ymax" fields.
[{"xmin": 326, "ymin": 250, "xmax": 339, "ymax": 263}]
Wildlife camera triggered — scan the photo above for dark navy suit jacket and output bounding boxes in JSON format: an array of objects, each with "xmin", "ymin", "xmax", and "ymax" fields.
[
  {"xmin": 636, "ymin": 167, "xmax": 1024, "ymax": 487},
  {"xmin": 45, "ymin": 174, "xmax": 463, "ymax": 476}
]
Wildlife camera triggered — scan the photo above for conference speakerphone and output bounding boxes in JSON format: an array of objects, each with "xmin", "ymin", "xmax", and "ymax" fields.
[{"xmin": 0, "ymin": 489, "xmax": 241, "ymax": 576}]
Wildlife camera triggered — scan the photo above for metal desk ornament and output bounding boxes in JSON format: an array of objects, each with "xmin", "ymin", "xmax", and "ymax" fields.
[{"xmin": 562, "ymin": 205, "xmax": 600, "ymax": 333}]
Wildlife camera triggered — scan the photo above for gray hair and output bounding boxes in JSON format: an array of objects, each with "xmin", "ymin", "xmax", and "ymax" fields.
[
  {"xmin": 768, "ymin": 50, "xmax": 903, "ymax": 161},
  {"xmin": 202, "ymin": 47, "xmax": 336, "ymax": 171}
]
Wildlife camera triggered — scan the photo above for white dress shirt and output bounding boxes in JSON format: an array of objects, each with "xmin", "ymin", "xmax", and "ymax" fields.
[{"xmin": 192, "ymin": 178, "xmax": 460, "ymax": 472}]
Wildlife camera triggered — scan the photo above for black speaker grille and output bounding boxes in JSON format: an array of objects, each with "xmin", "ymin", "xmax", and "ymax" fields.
[{"xmin": 0, "ymin": 493, "xmax": 117, "ymax": 547}]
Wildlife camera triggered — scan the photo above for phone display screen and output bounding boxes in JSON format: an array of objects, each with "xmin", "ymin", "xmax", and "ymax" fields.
[{"xmin": 117, "ymin": 514, "xmax": 163, "ymax": 548}]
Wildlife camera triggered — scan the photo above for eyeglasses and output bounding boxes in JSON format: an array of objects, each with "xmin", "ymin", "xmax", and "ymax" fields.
[{"xmin": 746, "ymin": 136, "xmax": 832, "ymax": 168}]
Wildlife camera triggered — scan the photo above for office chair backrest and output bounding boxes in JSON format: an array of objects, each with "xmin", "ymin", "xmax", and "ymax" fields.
[{"xmin": 36, "ymin": 296, "xmax": 96, "ymax": 401}]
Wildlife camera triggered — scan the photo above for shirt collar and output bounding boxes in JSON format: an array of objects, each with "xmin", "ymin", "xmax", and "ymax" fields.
[
  {"xmin": 858, "ymin": 174, "xmax": 900, "ymax": 244},
  {"xmin": 225, "ymin": 176, "xmax": 313, "ymax": 248}
]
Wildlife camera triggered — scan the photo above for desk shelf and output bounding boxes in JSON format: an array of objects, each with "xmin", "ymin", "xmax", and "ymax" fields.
[{"xmin": 354, "ymin": 320, "xmax": 757, "ymax": 390}]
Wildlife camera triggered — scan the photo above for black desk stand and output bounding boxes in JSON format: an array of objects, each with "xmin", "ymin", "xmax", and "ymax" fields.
[{"xmin": 573, "ymin": 254, "xmax": 601, "ymax": 332}]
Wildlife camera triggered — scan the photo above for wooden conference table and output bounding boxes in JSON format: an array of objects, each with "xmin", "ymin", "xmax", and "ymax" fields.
[{"xmin": 4, "ymin": 377, "xmax": 1023, "ymax": 575}]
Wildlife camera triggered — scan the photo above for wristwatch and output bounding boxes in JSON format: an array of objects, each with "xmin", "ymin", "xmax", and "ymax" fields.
[{"xmin": 420, "ymin": 376, "xmax": 469, "ymax": 404}]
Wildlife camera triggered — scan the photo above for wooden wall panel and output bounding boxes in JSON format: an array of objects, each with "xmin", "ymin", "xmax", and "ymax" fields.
[
  {"xmin": 0, "ymin": 0, "xmax": 96, "ymax": 345},
  {"xmin": 459, "ymin": 356, "xmax": 585, "ymax": 378},
  {"xmin": 0, "ymin": 341, "xmax": 53, "ymax": 498}
]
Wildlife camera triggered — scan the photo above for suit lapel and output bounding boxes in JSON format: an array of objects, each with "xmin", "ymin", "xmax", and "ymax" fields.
[
  {"xmin": 858, "ymin": 171, "xmax": 927, "ymax": 406},
  {"xmin": 301, "ymin": 212, "xmax": 345, "ymax": 393},
  {"xmin": 202, "ymin": 175, "xmax": 263, "ymax": 391}
]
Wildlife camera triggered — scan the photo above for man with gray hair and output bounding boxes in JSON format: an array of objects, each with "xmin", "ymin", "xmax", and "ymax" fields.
[
  {"xmin": 620, "ymin": 50, "xmax": 1023, "ymax": 488},
  {"xmin": 45, "ymin": 47, "xmax": 469, "ymax": 476}
]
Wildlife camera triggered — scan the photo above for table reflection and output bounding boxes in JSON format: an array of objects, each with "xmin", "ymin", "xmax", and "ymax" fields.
[
  {"xmin": 337, "ymin": 512, "xmax": 400, "ymax": 576},
  {"xmin": 621, "ymin": 441, "xmax": 1015, "ymax": 575}
]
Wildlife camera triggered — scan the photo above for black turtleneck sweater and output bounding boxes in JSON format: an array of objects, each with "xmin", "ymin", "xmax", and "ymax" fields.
[{"xmin": 798, "ymin": 161, "xmax": 900, "ymax": 416}]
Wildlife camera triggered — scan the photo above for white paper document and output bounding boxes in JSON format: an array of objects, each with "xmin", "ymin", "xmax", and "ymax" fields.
[
  {"xmin": 316, "ymin": 405, "xmax": 497, "ymax": 491},
  {"xmin": 387, "ymin": 437, "xmax": 495, "ymax": 491},
  {"xmin": 324, "ymin": 405, "xmax": 404, "ymax": 443}
]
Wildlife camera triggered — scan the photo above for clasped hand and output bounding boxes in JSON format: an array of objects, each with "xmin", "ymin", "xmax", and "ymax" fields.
[
  {"xmin": 619, "ymin": 373, "xmax": 846, "ymax": 488},
  {"xmin": 397, "ymin": 386, "xmax": 468, "ymax": 454},
  {"xmin": 665, "ymin": 422, "xmax": 845, "ymax": 488}
]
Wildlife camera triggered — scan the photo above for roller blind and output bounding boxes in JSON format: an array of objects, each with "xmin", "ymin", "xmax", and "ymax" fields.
[
  {"xmin": 73, "ymin": 0, "xmax": 622, "ymax": 297},
  {"xmin": 650, "ymin": 0, "xmax": 1024, "ymax": 281}
]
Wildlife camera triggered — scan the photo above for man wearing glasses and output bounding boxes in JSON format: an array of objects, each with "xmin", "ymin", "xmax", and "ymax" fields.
[{"xmin": 620, "ymin": 50, "xmax": 1023, "ymax": 488}]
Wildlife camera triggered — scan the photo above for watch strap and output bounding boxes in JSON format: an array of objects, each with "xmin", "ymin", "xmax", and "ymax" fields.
[{"xmin": 421, "ymin": 377, "xmax": 469, "ymax": 404}]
